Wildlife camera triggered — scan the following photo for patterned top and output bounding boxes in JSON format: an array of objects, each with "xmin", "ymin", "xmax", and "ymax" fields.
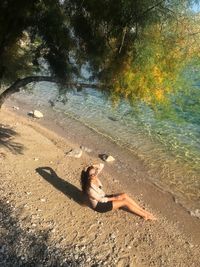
[{"xmin": 87, "ymin": 178, "xmax": 108, "ymax": 208}]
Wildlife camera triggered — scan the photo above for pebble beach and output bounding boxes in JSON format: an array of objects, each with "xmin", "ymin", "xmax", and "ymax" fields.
[{"xmin": 0, "ymin": 103, "xmax": 200, "ymax": 266}]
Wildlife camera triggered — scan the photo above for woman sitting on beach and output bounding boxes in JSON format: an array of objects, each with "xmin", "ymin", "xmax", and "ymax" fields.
[{"xmin": 81, "ymin": 163, "xmax": 156, "ymax": 220}]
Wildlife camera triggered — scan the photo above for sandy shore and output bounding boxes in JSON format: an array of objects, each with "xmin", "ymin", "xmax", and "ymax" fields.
[{"xmin": 0, "ymin": 104, "xmax": 200, "ymax": 267}]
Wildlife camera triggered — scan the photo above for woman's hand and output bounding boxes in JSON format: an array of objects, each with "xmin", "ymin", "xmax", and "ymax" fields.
[{"xmin": 92, "ymin": 163, "xmax": 104, "ymax": 175}]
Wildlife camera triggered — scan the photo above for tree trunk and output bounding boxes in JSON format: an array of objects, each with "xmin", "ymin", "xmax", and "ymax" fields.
[{"xmin": 0, "ymin": 76, "xmax": 99, "ymax": 109}]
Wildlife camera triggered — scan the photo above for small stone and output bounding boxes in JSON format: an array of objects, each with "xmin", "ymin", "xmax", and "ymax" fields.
[
  {"xmin": 28, "ymin": 110, "xmax": 44, "ymax": 118},
  {"xmin": 34, "ymin": 158, "xmax": 39, "ymax": 161},
  {"xmin": 40, "ymin": 198, "xmax": 46, "ymax": 202},
  {"xmin": 0, "ymin": 245, "xmax": 6, "ymax": 253},
  {"xmin": 48, "ymin": 100, "xmax": 55, "ymax": 107},
  {"xmin": 33, "ymin": 110, "xmax": 44, "ymax": 118},
  {"xmin": 101, "ymin": 154, "xmax": 115, "ymax": 162},
  {"xmin": 12, "ymin": 106, "xmax": 19, "ymax": 110},
  {"xmin": 190, "ymin": 209, "xmax": 200, "ymax": 219},
  {"xmin": 173, "ymin": 197, "xmax": 179, "ymax": 204},
  {"xmin": 80, "ymin": 146, "xmax": 92, "ymax": 153},
  {"xmin": 0, "ymin": 152, "xmax": 6, "ymax": 160},
  {"xmin": 110, "ymin": 233, "xmax": 116, "ymax": 239},
  {"xmin": 106, "ymin": 155, "xmax": 115, "ymax": 162},
  {"xmin": 66, "ymin": 148, "xmax": 82, "ymax": 158},
  {"xmin": 27, "ymin": 111, "xmax": 33, "ymax": 116}
]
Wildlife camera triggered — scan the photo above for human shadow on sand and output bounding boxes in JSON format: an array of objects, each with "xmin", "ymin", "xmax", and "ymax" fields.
[
  {"xmin": 36, "ymin": 167, "xmax": 86, "ymax": 205},
  {"xmin": 0, "ymin": 123, "xmax": 24, "ymax": 154},
  {"xmin": 36, "ymin": 167, "xmax": 134, "ymax": 215}
]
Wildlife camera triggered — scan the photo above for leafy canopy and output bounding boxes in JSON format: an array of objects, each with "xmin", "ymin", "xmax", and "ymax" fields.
[
  {"xmin": 0, "ymin": 0, "xmax": 199, "ymax": 105},
  {"xmin": 109, "ymin": 15, "xmax": 200, "ymax": 106}
]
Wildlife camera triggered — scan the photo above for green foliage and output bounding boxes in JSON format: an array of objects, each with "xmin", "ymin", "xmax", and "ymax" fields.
[
  {"xmin": 0, "ymin": 0, "xmax": 75, "ymax": 86},
  {"xmin": 0, "ymin": 0, "xmax": 199, "ymax": 107},
  {"xmin": 106, "ymin": 15, "xmax": 200, "ymax": 107},
  {"xmin": 0, "ymin": 0, "xmax": 37, "ymax": 83}
]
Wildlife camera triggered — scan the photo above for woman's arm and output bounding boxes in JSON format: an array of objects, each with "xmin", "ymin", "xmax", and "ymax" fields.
[
  {"xmin": 88, "ymin": 187, "xmax": 108, "ymax": 203},
  {"xmin": 92, "ymin": 163, "xmax": 104, "ymax": 175}
]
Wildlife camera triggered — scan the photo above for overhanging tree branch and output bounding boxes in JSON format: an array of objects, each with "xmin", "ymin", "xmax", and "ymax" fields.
[
  {"xmin": 0, "ymin": 75, "xmax": 100, "ymax": 108},
  {"xmin": 140, "ymin": 0, "xmax": 166, "ymax": 18}
]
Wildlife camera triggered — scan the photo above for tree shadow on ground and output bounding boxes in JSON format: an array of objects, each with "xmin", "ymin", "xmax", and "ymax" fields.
[
  {"xmin": 0, "ymin": 124, "xmax": 24, "ymax": 154},
  {"xmin": 35, "ymin": 167, "xmax": 86, "ymax": 206},
  {"xmin": 0, "ymin": 199, "xmax": 88, "ymax": 266}
]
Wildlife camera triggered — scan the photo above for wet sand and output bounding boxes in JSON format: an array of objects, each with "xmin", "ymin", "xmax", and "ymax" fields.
[{"xmin": 0, "ymin": 100, "xmax": 200, "ymax": 266}]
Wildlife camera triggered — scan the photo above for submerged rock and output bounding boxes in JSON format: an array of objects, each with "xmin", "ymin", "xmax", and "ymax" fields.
[
  {"xmin": 48, "ymin": 100, "xmax": 55, "ymax": 107},
  {"xmin": 108, "ymin": 116, "xmax": 118, "ymax": 122}
]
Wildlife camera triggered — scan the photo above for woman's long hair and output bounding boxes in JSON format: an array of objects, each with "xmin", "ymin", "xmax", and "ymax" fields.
[{"xmin": 80, "ymin": 166, "xmax": 94, "ymax": 193}]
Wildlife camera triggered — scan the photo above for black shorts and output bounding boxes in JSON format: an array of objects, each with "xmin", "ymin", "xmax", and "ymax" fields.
[{"xmin": 94, "ymin": 195, "xmax": 113, "ymax": 213}]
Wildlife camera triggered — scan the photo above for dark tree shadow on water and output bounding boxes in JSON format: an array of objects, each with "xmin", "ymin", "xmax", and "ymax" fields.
[
  {"xmin": 0, "ymin": 124, "xmax": 24, "ymax": 154},
  {"xmin": 0, "ymin": 200, "xmax": 89, "ymax": 266},
  {"xmin": 36, "ymin": 167, "xmax": 86, "ymax": 206}
]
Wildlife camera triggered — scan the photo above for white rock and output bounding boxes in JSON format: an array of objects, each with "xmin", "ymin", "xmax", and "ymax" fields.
[
  {"xmin": 66, "ymin": 148, "xmax": 82, "ymax": 158},
  {"xmin": 12, "ymin": 106, "xmax": 19, "ymax": 110},
  {"xmin": 107, "ymin": 155, "xmax": 115, "ymax": 162},
  {"xmin": 33, "ymin": 110, "xmax": 43, "ymax": 118},
  {"xmin": 101, "ymin": 154, "xmax": 115, "ymax": 162},
  {"xmin": 110, "ymin": 233, "xmax": 116, "ymax": 239},
  {"xmin": 80, "ymin": 145, "xmax": 92, "ymax": 153},
  {"xmin": 190, "ymin": 209, "xmax": 200, "ymax": 219}
]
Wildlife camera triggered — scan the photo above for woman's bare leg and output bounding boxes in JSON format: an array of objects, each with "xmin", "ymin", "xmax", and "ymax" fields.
[
  {"xmin": 112, "ymin": 199, "xmax": 156, "ymax": 220},
  {"xmin": 115, "ymin": 193, "xmax": 156, "ymax": 220}
]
